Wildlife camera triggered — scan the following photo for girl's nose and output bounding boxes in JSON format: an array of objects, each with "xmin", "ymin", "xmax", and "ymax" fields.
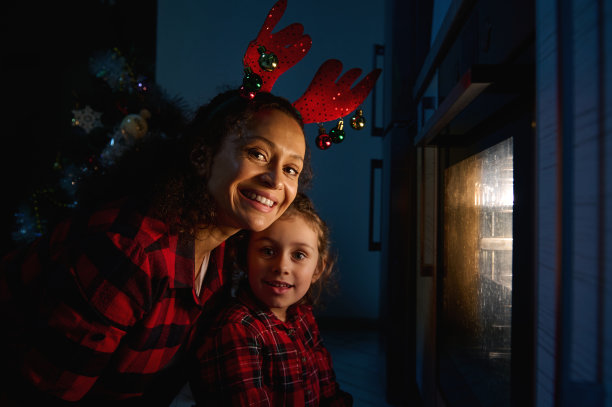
[{"xmin": 273, "ymin": 254, "xmax": 291, "ymax": 274}]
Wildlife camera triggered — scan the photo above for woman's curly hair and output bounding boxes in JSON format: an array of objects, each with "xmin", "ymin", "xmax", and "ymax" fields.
[{"xmin": 78, "ymin": 89, "xmax": 312, "ymax": 237}]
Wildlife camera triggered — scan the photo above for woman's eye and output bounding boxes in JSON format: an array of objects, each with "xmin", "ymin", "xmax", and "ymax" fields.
[
  {"xmin": 248, "ymin": 149, "xmax": 266, "ymax": 161},
  {"xmin": 284, "ymin": 166, "xmax": 299, "ymax": 176}
]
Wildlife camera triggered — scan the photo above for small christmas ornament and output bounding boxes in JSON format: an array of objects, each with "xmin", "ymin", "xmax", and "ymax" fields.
[
  {"xmin": 315, "ymin": 125, "xmax": 332, "ymax": 150},
  {"xmin": 350, "ymin": 109, "xmax": 366, "ymax": 130},
  {"xmin": 136, "ymin": 75, "xmax": 151, "ymax": 93},
  {"xmin": 329, "ymin": 119, "xmax": 345, "ymax": 143},
  {"xmin": 257, "ymin": 46, "xmax": 279, "ymax": 72},
  {"xmin": 241, "ymin": 67, "xmax": 263, "ymax": 99},
  {"xmin": 72, "ymin": 105, "xmax": 103, "ymax": 134},
  {"xmin": 89, "ymin": 48, "xmax": 134, "ymax": 92},
  {"xmin": 120, "ymin": 109, "xmax": 150, "ymax": 140}
]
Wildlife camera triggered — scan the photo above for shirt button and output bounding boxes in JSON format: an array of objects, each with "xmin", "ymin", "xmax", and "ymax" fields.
[
  {"xmin": 301, "ymin": 357, "xmax": 307, "ymax": 363},
  {"xmin": 287, "ymin": 329, "xmax": 295, "ymax": 337}
]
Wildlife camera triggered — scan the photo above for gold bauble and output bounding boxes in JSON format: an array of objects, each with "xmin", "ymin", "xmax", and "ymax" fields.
[{"xmin": 120, "ymin": 113, "xmax": 148, "ymax": 140}]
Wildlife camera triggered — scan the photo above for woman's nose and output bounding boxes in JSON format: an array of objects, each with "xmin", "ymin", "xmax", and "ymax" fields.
[{"xmin": 259, "ymin": 165, "xmax": 283, "ymax": 189}]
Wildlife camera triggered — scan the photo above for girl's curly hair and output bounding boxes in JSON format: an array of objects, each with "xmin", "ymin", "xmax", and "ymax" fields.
[{"xmin": 77, "ymin": 89, "xmax": 312, "ymax": 237}]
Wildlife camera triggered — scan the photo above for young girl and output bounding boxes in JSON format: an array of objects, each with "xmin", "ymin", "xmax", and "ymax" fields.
[{"xmin": 190, "ymin": 193, "xmax": 352, "ymax": 406}]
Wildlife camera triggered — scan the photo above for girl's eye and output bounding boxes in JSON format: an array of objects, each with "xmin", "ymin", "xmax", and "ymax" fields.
[
  {"xmin": 260, "ymin": 247, "xmax": 274, "ymax": 257},
  {"xmin": 292, "ymin": 251, "xmax": 307, "ymax": 261}
]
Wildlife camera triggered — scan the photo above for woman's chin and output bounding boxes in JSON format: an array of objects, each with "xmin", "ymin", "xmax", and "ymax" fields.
[{"xmin": 245, "ymin": 217, "xmax": 275, "ymax": 232}]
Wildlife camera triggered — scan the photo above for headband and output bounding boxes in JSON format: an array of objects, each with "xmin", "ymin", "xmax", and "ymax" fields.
[{"xmin": 241, "ymin": 0, "xmax": 381, "ymax": 149}]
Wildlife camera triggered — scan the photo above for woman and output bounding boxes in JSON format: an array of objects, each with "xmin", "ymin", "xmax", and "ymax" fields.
[{"xmin": 0, "ymin": 89, "xmax": 310, "ymax": 405}]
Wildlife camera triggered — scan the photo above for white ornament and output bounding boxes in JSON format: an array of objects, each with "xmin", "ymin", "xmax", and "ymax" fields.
[{"xmin": 72, "ymin": 105, "xmax": 103, "ymax": 134}]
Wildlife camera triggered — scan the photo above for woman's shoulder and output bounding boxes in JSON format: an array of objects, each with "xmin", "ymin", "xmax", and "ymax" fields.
[
  {"xmin": 89, "ymin": 196, "xmax": 168, "ymax": 238},
  {"xmin": 66, "ymin": 196, "xmax": 180, "ymax": 283},
  {"xmin": 77, "ymin": 196, "xmax": 172, "ymax": 259}
]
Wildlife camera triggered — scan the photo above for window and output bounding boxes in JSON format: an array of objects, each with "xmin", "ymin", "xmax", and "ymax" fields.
[{"xmin": 439, "ymin": 137, "xmax": 513, "ymax": 407}]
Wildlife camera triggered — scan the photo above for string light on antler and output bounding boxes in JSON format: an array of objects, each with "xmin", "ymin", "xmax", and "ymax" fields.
[
  {"xmin": 240, "ymin": 67, "xmax": 263, "ymax": 100},
  {"xmin": 243, "ymin": 0, "xmax": 382, "ymax": 150},
  {"xmin": 350, "ymin": 109, "xmax": 366, "ymax": 130},
  {"xmin": 329, "ymin": 119, "xmax": 345, "ymax": 144},
  {"xmin": 258, "ymin": 46, "xmax": 279, "ymax": 71},
  {"xmin": 315, "ymin": 125, "xmax": 332, "ymax": 150}
]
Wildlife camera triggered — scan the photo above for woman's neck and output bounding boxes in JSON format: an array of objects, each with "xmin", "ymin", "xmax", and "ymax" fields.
[{"xmin": 193, "ymin": 224, "xmax": 239, "ymax": 267}]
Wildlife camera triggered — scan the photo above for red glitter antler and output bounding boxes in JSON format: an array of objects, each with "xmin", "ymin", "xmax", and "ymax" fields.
[
  {"xmin": 293, "ymin": 59, "xmax": 382, "ymax": 124},
  {"xmin": 243, "ymin": 0, "xmax": 382, "ymax": 125},
  {"xmin": 243, "ymin": 0, "xmax": 312, "ymax": 93}
]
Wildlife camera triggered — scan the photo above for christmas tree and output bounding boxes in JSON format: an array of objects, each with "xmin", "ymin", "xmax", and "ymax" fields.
[
  {"xmin": 2, "ymin": 0, "xmax": 183, "ymax": 252},
  {"xmin": 10, "ymin": 47, "xmax": 188, "ymax": 245}
]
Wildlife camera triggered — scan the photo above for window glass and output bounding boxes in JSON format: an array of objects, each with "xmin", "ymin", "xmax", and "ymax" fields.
[{"xmin": 441, "ymin": 137, "xmax": 513, "ymax": 406}]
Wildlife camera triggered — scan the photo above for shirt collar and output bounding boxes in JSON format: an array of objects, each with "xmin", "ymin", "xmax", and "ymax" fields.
[
  {"xmin": 237, "ymin": 286, "xmax": 303, "ymax": 328},
  {"xmin": 172, "ymin": 234, "xmax": 226, "ymax": 292}
]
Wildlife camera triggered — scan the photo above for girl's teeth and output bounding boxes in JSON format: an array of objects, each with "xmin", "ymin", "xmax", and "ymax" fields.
[
  {"xmin": 267, "ymin": 281, "xmax": 292, "ymax": 288},
  {"xmin": 247, "ymin": 192, "xmax": 274, "ymax": 207}
]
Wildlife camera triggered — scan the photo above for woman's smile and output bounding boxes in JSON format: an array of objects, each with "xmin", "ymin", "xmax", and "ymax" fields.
[{"xmin": 240, "ymin": 189, "xmax": 277, "ymax": 210}]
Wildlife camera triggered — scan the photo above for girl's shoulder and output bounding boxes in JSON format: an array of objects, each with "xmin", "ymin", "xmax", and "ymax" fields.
[{"xmin": 205, "ymin": 298, "xmax": 269, "ymax": 342}]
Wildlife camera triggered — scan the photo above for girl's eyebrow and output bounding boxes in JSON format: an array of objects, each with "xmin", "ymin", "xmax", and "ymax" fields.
[
  {"xmin": 244, "ymin": 135, "xmax": 304, "ymax": 163},
  {"xmin": 252, "ymin": 236, "xmax": 276, "ymax": 244},
  {"xmin": 253, "ymin": 235, "xmax": 316, "ymax": 252}
]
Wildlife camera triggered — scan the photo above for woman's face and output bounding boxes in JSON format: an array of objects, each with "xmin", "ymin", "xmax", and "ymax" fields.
[
  {"xmin": 247, "ymin": 215, "xmax": 320, "ymax": 321},
  {"xmin": 207, "ymin": 109, "xmax": 306, "ymax": 232}
]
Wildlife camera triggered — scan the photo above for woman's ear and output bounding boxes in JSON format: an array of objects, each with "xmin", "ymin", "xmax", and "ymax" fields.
[{"xmin": 190, "ymin": 145, "xmax": 209, "ymax": 176}]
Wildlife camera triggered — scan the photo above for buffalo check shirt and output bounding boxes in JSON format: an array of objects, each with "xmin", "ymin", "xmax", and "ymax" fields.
[
  {"xmin": 0, "ymin": 197, "xmax": 227, "ymax": 404},
  {"xmin": 190, "ymin": 287, "xmax": 353, "ymax": 406}
]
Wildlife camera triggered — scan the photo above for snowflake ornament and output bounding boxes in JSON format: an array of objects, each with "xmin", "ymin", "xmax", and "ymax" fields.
[{"xmin": 72, "ymin": 105, "xmax": 103, "ymax": 134}]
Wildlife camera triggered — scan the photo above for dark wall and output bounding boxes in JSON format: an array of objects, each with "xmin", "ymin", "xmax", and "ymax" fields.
[{"xmin": 380, "ymin": 0, "xmax": 432, "ymax": 404}]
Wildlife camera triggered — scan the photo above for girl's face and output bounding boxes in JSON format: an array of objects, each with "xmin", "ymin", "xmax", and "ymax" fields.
[
  {"xmin": 247, "ymin": 215, "xmax": 320, "ymax": 321},
  {"xmin": 207, "ymin": 109, "xmax": 305, "ymax": 233}
]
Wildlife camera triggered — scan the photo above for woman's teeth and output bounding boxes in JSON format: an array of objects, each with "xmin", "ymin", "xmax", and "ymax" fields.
[{"xmin": 246, "ymin": 192, "xmax": 274, "ymax": 207}]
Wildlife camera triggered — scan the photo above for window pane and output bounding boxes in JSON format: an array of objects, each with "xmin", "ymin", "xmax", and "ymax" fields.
[{"xmin": 441, "ymin": 137, "xmax": 513, "ymax": 407}]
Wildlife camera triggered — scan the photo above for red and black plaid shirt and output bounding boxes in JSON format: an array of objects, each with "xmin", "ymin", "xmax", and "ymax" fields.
[
  {"xmin": 190, "ymin": 287, "xmax": 353, "ymax": 406},
  {"xmin": 0, "ymin": 197, "xmax": 227, "ymax": 403}
]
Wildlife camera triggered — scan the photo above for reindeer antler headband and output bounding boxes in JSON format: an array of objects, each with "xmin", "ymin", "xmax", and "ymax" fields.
[{"xmin": 241, "ymin": 0, "xmax": 381, "ymax": 150}]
